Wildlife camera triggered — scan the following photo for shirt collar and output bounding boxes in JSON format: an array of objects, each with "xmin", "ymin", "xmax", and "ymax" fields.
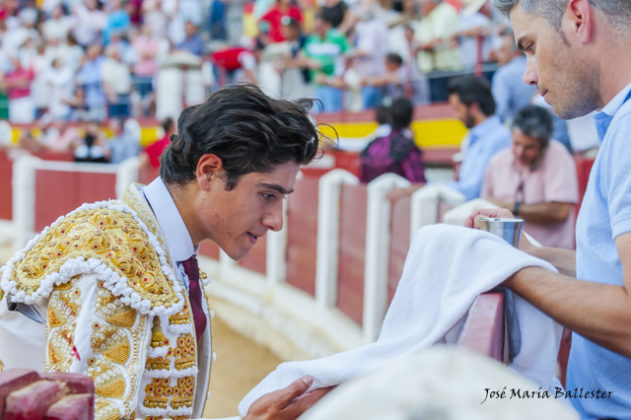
[
  {"xmin": 594, "ymin": 82, "xmax": 631, "ymax": 143},
  {"xmin": 142, "ymin": 177, "xmax": 197, "ymax": 263}
]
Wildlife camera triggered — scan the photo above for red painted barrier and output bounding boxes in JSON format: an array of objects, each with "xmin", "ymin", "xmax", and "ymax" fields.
[
  {"xmin": 285, "ymin": 176, "xmax": 319, "ymax": 296},
  {"xmin": 388, "ymin": 196, "xmax": 411, "ymax": 303},
  {"xmin": 337, "ymin": 184, "xmax": 368, "ymax": 325},
  {"xmin": 0, "ymin": 151, "xmax": 12, "ymax": 221},
  {"xmin": 34, "ymin": 169, "xmax": 117, "ymax": 231},
  {"xmin": 199, "ymin": 240, "xmax": 220, "ymax": 260},
  {"xmin": 239, "ymin": 230, "xmax": 267, "ymax": 275},
  {"xmin": 458, "ymin": 292, "xmax": 506, "ymax": 361},
  {"xmin": 574, "ymin": 155, "xmax": 595, "ymax": 214}
]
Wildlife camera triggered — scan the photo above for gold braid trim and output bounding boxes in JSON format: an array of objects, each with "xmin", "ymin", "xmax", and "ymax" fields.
[{"xmin": 8, "ymin": 206, "xmax": 181, "ymax": 312}]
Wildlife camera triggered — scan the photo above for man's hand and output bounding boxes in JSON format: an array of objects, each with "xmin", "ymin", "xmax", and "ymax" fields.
[
  {"xmin": 244, "ymin": 376, "xmax": 333, "ymax": 420},
  {"xmin": 464, "ymin": 208, "xmax": 515, "ymax": 229},
  {"xmin": 464, "ymin": 208, "xmax": 536, "ymax": 253}
]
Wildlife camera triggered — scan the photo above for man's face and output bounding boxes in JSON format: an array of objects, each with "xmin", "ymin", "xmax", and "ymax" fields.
[
  {"xmin": 448, "ymin": 93, "xmax": 475, "ymax": 129},
  {"xmin": 194, "ymin": 161, "xmax": 300, "ymax": 261},
  {"xmin": 510, "ymin": 4, "xmax": 599, "ymax": 119},
  {"xmin": 511, "ymin": 128, "xmax": 543, "ymax": 168}
]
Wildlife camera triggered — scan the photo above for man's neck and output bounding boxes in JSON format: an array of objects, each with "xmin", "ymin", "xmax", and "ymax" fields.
[{"xmin": 596, "ymin": 30, "xmax": 631, "ymax": 106}]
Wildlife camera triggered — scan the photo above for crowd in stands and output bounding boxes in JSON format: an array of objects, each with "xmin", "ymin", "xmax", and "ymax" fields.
[
  {"xmin": 0, "ymin": 0, "xmax": 523, "ymax": 126},
  {"xmin": 0, "ymin": 0, "xmax": 600, "ymax": 250}
]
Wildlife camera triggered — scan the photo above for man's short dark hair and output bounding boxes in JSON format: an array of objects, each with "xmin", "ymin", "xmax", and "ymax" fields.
[
  {"xmin": 447, "ymin": 75, "xmax": 496, "ymax": 117},
  {"xmin": 160, "ymin": 84, "xmax": 320, "ymax": 190},
  {"xmin": 375, "ymin": 104, "xmax": 391, "ymax": 126},
  {"xmin": 390, "ymin": 97, "xmax": 414, "ymax": 130},
  {"xmin": 511, "ymin": 104, "xmax": 553, "ymax": 148},
  {"xmin": 385, "ymin": 52, "xmax": 403, "ymax": 66}
]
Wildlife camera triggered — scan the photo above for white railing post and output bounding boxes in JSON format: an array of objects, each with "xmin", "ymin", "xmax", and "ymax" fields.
[
  {"xmin": 315, "ymin": 169, "xmax": 359, "ymax": 309},
  {"xmin": 115, "ymin": 157, "xmax": 140, "ymax": 199},
  {"xmin": 410, "ymin": 184, "xmax": 466, "ymax": 240},
  {"xmin": 13, "ymin": 155, "xmax": 40, "ymax": 249},
  {"xmin": 363, "ymin": 173, "xmax": 410, "ymax": 342}
]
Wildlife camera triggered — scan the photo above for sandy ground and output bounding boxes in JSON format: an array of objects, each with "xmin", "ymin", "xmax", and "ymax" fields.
[
  {"xmin": 203, "ymin": 315, "xmax": 283, "ymax": 418},
  {"xmin": 0, "ymin": 241, "xmax": 283, "ymax": 419}
]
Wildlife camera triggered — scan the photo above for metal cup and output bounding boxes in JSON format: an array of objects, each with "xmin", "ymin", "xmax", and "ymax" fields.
[{"xmin": 477, "ymin": 217, "xmax": 524, "ymax": 247}]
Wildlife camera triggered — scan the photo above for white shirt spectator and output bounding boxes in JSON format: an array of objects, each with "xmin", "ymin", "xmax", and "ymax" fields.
[
  {"xmin": 43, "ymin": 60, "xmax": 74, "ymax": 119},
  {"xmin": 353, "ymin": 10, "xmax": 389, "ymax": 78},
  {"xmin": 42, "ymin": 7, "xmax": 74, "ymax": 42},
  {"xmin": 102, "ymin": 52, "xmax": 132, "ymax": 96},
  {"xmin": 71, "ymin": 1, "xmax": 107, "ymax": 47}
]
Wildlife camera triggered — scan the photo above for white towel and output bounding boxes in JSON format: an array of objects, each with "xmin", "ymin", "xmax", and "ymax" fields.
[{"xmin": 238, "ymin": 224, "xmax": 562, "ymax": 416}]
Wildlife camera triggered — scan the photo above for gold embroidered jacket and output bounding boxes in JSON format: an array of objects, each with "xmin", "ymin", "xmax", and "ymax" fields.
[{"xmin": 0, "ymin": 184, "xmax": 212, "ymax": 420}]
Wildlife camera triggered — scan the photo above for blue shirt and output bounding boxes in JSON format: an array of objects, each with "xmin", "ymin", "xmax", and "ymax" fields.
[
  {"xmin": 448, "ymin": 115, "xmax": 511, "ymax": 201},
  {"xmin": 569, "ymin": 82, "xmax": 631, "ymax": 419},
  {"xmin": 76, "ymin": 57, "xmax": 106, "ymax": 109},
  {"xmin": 491, "ymin": 56, "xmax": 537, "ymax": 124}
]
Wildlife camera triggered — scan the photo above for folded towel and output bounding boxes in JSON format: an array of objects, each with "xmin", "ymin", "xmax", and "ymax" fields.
[{"xmin": 238, "ymin": 224, "xmax": 562, "ymax": 416}]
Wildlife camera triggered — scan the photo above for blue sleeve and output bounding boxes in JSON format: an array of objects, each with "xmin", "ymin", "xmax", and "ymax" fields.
[{"xmin": 605, "ymin": 112, "xmax": 631, "ymax": 238}]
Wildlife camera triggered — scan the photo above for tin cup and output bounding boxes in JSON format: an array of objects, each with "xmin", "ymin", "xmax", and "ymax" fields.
[{"xmin": 477, "ymin": 217, "xmax": 524, "ymax": 248}]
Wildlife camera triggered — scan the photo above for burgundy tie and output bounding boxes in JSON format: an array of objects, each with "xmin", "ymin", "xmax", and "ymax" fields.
[{"xmin": 180, "ymin": 256, "xmax": 207, "ymax": 341}]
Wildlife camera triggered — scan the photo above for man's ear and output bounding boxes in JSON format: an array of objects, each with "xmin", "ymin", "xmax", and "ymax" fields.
[
  {"xmin": 564, "ymin": 0, "xmax": 593, "ymax": 44},
  {"xmin": 196, "ymin": 153, "xmax": 223, "ymax": 191}
]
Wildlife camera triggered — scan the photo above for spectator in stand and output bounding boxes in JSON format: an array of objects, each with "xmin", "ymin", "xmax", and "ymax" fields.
[
  {"xmin": 42, "ymin": 57, "xmax": 74, "ymax": 121},
  {"xmin": 106, "ymin": 117, "xmax": 141, "ymax": 164},
  {"xmin": 139, "ymin": 116, "xmax": 176, "ymax": 171},
  {"xmin": 491, "ymin": 28, "xmax": 536, "ymax": 124},
  {"xmin": 142, "ymin": 0, "xmax": 168, "ymax": 41},
  {"xmin": 132, "ymin": 23, "xmax": 161, "ymax": 116},
  {"xmin": 320, "ymin": 0, "xmax": 350, "ymax": 33},
  {"xmin": 337, "ymin": 103, "xmax": 391, "ymax": 152},
  {"xmin": 362, "ymin": 52, "xmax": 407, "ymax": 106},
  {"xmin": 102, "ymin": 0, "xmax": 131, "ymax": 46},
  {"xmin": 74, "ymin": 120, "xmax": 108, "ymax": 163},
  {"xmin": 177, "ymin": 20, "xmax": 205, "ymax": 57},
  {"xmin": 102, "ymin": 45, "xmax": 132, "ymax": 119},
  {"xmin": 70, "ymin": 0, "xmax": 107, "ymax": 48},
  {"xmin": 41, "ymin": 5, "xmax": 71, "ymax": 43},
  {"xmin": 207, "ymin": 0, "xmax": 228, "ymax": 41},
  {"xmin": 414, "ymin": 0, "xmax": 461, "ymax": 102},
  {"xmin": 452, "ymin": 0, "xmax": 494, "ymax": 74},
  {"xmin": 301, "ymin": 11, "xmax": 351, "ymax": 113},
  {"xmin": 350, "ymin": 4, "xmax": 389, "ymax": 110},
  {"xmin": 76, "ymin": 42, "xmax": 107, "ymax": 121},
  {"xmin": 446, "ymin": 74, "xmax": 510, "ymax": 200},
  {"xmin": 482, "ymin": 105, "xmax": 578, "ymax": 249},
  {"xmin": 4, "ymin": 56, "xmax": 35, "ymax": 124},
  {"xmin": 279, "ymin": 16, "xmax": 311, "ymax": 100},
  {"xmin": 65, "ymin": 86, "xmax": 91, "ymax": 122},
  {"xmin": 260, "ymin": 0, "xmax": 303, "ymax": 44},
  {"xmin": 360, "ymin": 96, "xmax": 425, "ymax": 183}
]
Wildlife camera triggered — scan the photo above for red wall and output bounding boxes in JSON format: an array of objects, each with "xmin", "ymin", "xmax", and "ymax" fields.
[
  {"xmin": 0, "ymin": 151, "xmax": 12, "ymax": 220},
  {"xmin": 34, "ymin": 169, "xmax": 117, "ymax": 231},
  {"xmin": 336, "ymin": 184, "xmax": 368, "ymax": 325},
  {"xmin": 285, "ymin": 176, "xmax": 319, "ymax": 296}
]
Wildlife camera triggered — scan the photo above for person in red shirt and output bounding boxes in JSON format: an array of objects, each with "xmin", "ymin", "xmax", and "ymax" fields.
[
  {"xmin": 140, "ymin": 116, "xmax": 175, "ymax": 170},
  {"xmin": 260, "ymin": 0, "xmax": 303, "ymax": 44}
]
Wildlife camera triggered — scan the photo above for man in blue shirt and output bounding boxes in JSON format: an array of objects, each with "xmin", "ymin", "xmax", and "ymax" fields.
[
  {"xmin": 469, "ymin": 1, "xmax": 631, "ymax": 418},
  {"xmin": 491, "ymin": 28, "xmax": 536, "ymax": 124},
  {"xmin": 447, "ymin": 75, "xmax": 511, "ymax": 201}
]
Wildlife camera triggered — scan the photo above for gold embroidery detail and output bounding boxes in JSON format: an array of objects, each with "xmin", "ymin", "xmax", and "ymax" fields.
[
  {"xmin": 173, "ymin": 334, "xmax": 195, "ymax": 370},
  {"xmin": 95, "ymin": 288, "xmax": 138, "ymax": 329},
  {"xmin": 46, "ymin": 280, "xmax": 81, "ymax": 372},
  {"xmin": 9, "ymin": 206, "xmax": 180, "ymax": 311},
  {"xmin": 169, "ymin": 302, "xmax": 192, "ymax": 325},
  {"xmin": 171, "ymin": 376, "xmax": 195, "ymax": 409},
  {"xmin": 88, "ymin": 357, "xmax": 127, "ymax": 399},
  {"xmin": 143, "ymin": 377, "xmax": 170, "ymax": 409},
  {"xmin": 0, "ymin": 358, "xmax": 4, "ymax": 372},
  {"xmin": 150, "ymin": 317, "xmax": 170, "ymax": 348},
  {"xmin": 95, "ymin": 398, "xmax": 121, "ymax": 420},
  {"xmin": 91, "ymin": 322, "xmax": 132, "ymax": 365}
]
